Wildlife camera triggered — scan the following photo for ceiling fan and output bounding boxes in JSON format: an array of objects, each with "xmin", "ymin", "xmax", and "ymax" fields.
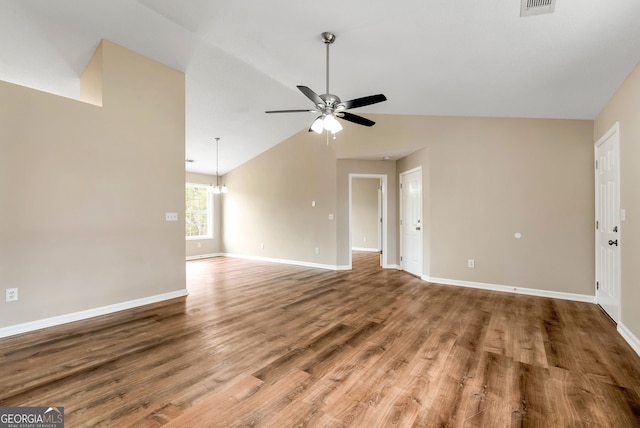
[{"xmin": 266, "ymin": 32, "xmax": 387, "ymax": 134}]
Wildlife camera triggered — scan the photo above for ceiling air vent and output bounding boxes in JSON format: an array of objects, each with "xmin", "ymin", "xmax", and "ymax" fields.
[{"xmin": 520, "ymin": 0, "xmax": 555, "ymax": 17}]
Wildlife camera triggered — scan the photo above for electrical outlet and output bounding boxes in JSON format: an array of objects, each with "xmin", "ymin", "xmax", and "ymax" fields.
[
  {"xmin": 468, "ymin": 259, "xmax": 475, "ymax": 268},
  {"xmin": 315, "ymin": 247, "xmax": 320, "ymax": 254},
  {"xmin": 6, "ymin": 288, "xmax": 18, "ymax": 302}
]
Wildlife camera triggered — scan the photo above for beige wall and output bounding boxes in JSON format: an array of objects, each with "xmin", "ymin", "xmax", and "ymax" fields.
[
  {"xmin": 185, "ymin": 172, "xmax": 223, "ymax": 258},
  {"xmin": 225, "ymin": 115, "xmax": 593, "ymax": 292},
  {"xmin": 395, "ymin": 116, "xmax": 594, "ymax": 294},
  {"xmin": 222, "ymin": 130, "xmax": 338, "ymax": 266},
  {"xmin": 0, "ymin": 40, "xmax": 186, "ymax": 328},
  {"xmin": 595, "ymin": 61, "xmax": 640, "ymax": 340},
  {"xmin": 351, "ymin": 178, "xmax": 380, "ymax": 250}
]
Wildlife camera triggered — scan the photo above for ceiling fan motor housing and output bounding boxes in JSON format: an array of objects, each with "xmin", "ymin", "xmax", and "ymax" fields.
[{"xmin": 320, "ymin": 93, "xmax": 341, "ymax": 110}]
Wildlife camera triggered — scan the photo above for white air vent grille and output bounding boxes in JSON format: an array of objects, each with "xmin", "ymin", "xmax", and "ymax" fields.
[{"xmin": 521, "ymin": 0, "xmax": 556, "ymax": 17}]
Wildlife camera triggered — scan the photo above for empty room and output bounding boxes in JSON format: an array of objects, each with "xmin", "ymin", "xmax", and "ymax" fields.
[{"xmin": 1, "ymin": 1, "xmax": 640, "ymax": 426}]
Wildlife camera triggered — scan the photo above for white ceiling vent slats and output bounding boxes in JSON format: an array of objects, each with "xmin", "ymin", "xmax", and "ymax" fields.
[{"xmin": 521, "ymin": 0, "xmax": 556, "ymax": 17}]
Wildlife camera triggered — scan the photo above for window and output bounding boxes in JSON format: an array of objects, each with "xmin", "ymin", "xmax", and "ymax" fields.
[{"xmin": 185, "ymin": 183, "xmax": 213, "ymax": 239}]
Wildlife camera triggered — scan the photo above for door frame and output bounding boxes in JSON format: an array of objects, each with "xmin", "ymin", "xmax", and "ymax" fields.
[
  {"xmin": 399, "ymin": 166, "xmax": 423, "ymax": 276},
  {"xmin": 348, "ymin": 173, "xmax": 388, "ymax": 268},
  {"xmin": 595, "ymin": 121, "xmax": 621, "ymax": 322}
]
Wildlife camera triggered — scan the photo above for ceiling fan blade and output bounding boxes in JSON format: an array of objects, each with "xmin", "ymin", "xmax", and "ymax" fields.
[
  {"xmin": 336, "ymin": 112, "xmax": 376, "ymax": 127},
  {"xmin": 338, "ymin": 94, "xmax": 387, "ymax": 110},
  {"xmin": 265, "ymin": 109, "xmax": 316, "ymax": 113},
  {"xmin": 297, "ymin": 85, "xmax": 324, "ymax": 106}
]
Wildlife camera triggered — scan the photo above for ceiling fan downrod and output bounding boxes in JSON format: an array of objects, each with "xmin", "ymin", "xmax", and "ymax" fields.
[{"xmin": 322, "ymin": 32, "xmax": 335, "ymax": 96}]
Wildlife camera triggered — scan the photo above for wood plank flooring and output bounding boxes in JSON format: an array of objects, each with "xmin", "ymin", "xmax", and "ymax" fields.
[{"xmin": 1, "ymin": 251, "xmax": 639, "ymax": 427}]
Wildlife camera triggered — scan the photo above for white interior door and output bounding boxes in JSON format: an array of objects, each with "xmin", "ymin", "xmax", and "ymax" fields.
[
  {"xmin": 595, "ymin": 123, "xmax": 621, "ymax": 323},
  {"xmin": 401, "ymin": 168, "xmax": 422, "ymax": 277}
]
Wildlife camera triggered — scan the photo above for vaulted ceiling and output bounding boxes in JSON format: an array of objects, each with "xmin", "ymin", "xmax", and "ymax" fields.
[{"xmin": 2, "ymin": 1, "xmax": 640, "ymax": 175}]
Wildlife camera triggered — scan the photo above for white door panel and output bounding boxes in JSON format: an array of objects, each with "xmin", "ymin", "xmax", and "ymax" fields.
[
  {"xmin": 595, "ymin": 123, "xmax": 621, "ymax": 323},
  {"xmin": 401, "ymin": 168, "xmax": 422, "ymax": 277}
]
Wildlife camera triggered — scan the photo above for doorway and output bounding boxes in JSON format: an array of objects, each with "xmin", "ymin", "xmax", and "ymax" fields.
[
  {"xmin": 400, "ymin": 167, "xmax": 423, "ymax": 277},
  {"xmin": 595, "ymin": 122, "xmax": 621, "ymax": 323},
  {"xmin": 348, "ymin": 174, "xmax": 388, "ymax": 269}
]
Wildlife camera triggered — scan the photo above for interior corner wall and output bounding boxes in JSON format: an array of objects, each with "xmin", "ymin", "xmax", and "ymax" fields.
[
  {"xmin": 0, "ymin": 40, "xmax": 186, "ymax": 330},
  {"xmin": 185, "ymin": 172, "xmax": 222, "ymax": 258},
  {"xmin": 395, "ymin": 116, "xmax": 594, "ymax": 295},
  {"xmin": 222, "ymin": 130, "xmax": 338, "ymax": 267},
  {"xmin": 595, "ymin": 61, "xmax": 640, "ymax": 341}
]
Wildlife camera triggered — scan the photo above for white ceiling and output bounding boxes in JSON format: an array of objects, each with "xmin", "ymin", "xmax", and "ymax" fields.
[{"xmin": 2, "ymin": 1, "xmax": 639, "ymax": 175}]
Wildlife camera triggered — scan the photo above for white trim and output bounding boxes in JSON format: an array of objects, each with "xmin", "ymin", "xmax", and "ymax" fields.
[
  {"xmin": 0, "ymin": 289, "xmax": 189, "ymax": 339},
  {"xmin": 186, "ymin": 253, "xmax": 223, "ymax": 261},
  {"xmin": 423, "ymin": 276, "xmax": 596, "ymax": 303},
  {"xmin": 223, "ymin": 253, "xmax": 346, "ymax": 271},
  {"xmin": 351, "ymin": 247, "xmax": 379, "ymax": 252},
  {"xmin": 618, "ymin": 322, "xmax": 640, "ymax": 357}
]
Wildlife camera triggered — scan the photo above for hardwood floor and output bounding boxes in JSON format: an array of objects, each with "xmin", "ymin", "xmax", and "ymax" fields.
[{"xmin": 1, "ymin": 251, "xmax": 639, "ymax": 427}]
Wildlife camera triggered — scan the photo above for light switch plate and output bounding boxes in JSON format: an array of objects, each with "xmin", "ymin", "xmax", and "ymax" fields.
[
  {"xmin": 6, "ymin": 288, "xmax": 18, "ymax": 302},
  {"xmin": 165, "ymin": 212, "xmax": 178, "ymax": 221}
]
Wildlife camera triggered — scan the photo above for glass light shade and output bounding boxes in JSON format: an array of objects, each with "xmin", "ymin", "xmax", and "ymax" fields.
[
  {"xmin": 221, "ymin": 184, "xmax": 228, "ymax": 193},
  {"xmin": 323, "ymin": 114, "xmax": 342, "ymax": 133},
  {"xmin": 310, "ymin": 116, "xmax": 324, "ymax": 134}
]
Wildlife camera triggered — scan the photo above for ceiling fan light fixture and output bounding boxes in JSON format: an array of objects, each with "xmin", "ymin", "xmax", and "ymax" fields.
[{"xmin": 323, "ymin": 114, "xmax": 342, "ymax": 133}]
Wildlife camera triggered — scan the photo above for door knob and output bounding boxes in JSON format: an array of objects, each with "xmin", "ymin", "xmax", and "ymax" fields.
[
  {"xmin": 416, "ymin": 227, "xmax": 421, "ymax": 231},
  {"xmin": 608, "ymin": 239, "xmax": 618, "ymax": 246}
]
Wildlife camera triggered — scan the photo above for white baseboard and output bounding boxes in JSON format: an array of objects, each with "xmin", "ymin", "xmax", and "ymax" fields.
[
  {"xmin": 0, "ymin": 289, "xmax": 189, "ymax": 339},
  {"xmin": 352, "ymin": 247, "xmax": 379, "ymax": 252},
  {"xmin": 618, "ymin": 322, "xmax": 640, "ymax": 357},
  {"xmin": 186, "ymin": 253, "xmax": 222, "ymax": 261},
  {"xmin": 423, "ymin": 276, "xmax": 596, "ymax": 303},
  {"xmin": 223, "ymin": 253, "xmax": 342, "ymax": 271}
]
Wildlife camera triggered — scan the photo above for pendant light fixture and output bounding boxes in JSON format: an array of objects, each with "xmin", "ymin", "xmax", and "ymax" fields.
[{"xmin": 209, "ymin": 137, "xmax": 228, "ymax": 194}]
